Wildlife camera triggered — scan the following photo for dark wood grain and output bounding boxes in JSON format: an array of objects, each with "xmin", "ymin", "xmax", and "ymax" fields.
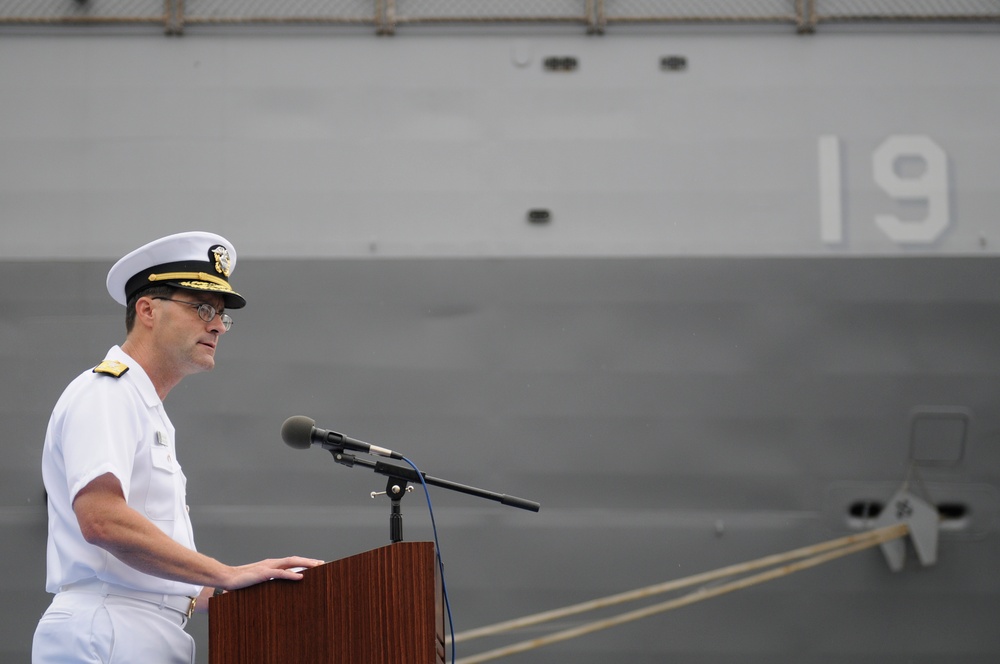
[{"xmin": 210, "ymin": 542, "xmax": 444, "ymax": 663}]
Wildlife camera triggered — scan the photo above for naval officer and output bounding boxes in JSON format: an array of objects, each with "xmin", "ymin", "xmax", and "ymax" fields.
[{"xmin": 33, "ymin": 231, "xmax": 323, "ymax": 663}]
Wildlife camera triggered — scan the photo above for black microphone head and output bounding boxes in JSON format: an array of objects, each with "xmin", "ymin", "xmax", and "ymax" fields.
[{"xmin": 281, "ymin": 416, "xmax": 316, "ymax": 449}]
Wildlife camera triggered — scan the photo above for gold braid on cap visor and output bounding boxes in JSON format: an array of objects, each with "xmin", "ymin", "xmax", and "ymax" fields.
[{"xmin": 147, "ymin": 271, "xmax": 234, "ymax": 292}]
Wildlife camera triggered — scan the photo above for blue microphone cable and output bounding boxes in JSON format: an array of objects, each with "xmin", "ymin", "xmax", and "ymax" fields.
[{"xmin": 401, "ymin": 455, "xmax": 457, "ymax": 664}]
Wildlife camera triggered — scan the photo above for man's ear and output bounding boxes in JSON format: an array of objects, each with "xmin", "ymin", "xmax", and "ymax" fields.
[{"xmin": 133, "ymin": 296, "xmax": 157, "ymax": 329}]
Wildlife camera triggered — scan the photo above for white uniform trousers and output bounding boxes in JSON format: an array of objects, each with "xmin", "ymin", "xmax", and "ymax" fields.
[{"xmin": 32, "ymin": 588, "xmax": 196, "ymax": 664}]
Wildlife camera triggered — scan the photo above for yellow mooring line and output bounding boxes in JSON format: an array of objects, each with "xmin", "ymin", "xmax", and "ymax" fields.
[{"xmin": 451, "ymin": 523, "xmax": 909, "ymax": 664}]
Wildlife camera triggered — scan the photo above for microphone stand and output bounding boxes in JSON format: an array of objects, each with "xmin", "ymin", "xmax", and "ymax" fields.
[{"xmin": 327, "ymin": 448, "xmax": 541, "ymax": 543}]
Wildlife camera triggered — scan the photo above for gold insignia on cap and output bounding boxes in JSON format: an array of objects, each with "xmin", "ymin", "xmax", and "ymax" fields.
[
  {"xmin": 211, "ymin": 245, "xmax": 232, "ymax": 277},
  {"xmin": 178, "ymin": 280, "xmax": 235, "ymax": 294},
  {"xmin": 148, "ymin": 271, "xmax": 232, "ymax": 290},
  {"xmin": 93, "ymin": 360, "xmax": 129, "ymax": 378}
]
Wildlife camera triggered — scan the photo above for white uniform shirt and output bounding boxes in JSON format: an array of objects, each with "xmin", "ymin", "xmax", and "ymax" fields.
[{"xmin": 42, "ymin": 345, "xmax": 202, "ymax": 597}]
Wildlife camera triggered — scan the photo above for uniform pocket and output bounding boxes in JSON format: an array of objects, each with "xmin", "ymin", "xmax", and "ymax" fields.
[
  {"xmin": 36, "ymin": 607, "xmax": 74, "ymax": 623},
  {"xmin": 33, "ymin": 596, "xmax": 112, "ymax": 663},
  {"xmin": 144, "ymin": 446, "xmax": 179, "ymax": 521}
]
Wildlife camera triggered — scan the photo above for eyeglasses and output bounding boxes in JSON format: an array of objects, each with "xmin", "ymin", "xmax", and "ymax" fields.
[{"xmin": 153, "ymin": 297, "xmax": 233, "ymax": 331}]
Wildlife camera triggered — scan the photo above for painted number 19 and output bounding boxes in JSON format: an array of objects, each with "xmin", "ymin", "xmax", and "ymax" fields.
[{"xmin": 819, "ymin": 135, "xmax": 950, "ymax": 245}]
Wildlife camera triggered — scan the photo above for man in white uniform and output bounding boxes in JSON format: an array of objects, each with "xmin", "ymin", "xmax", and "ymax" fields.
[{"xmin": 33, "ymin": 231, "xmax": 324, "ymax": 663}]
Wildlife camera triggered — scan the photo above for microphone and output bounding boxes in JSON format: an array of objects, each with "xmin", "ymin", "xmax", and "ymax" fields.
[{"xmin": 281, "ymin": 416, "xmax": 403, "ymax": 460}]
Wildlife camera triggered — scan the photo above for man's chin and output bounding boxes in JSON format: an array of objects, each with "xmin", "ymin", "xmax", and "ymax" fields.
[{"xmin": 191, "ymin": 349, "xmax": 216, "ymax": 372}]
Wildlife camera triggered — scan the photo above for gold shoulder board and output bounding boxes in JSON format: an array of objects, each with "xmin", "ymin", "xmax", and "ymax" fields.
[{"xmin": 93, "ymin": 360, "xmax": 129, "ymax": 378}]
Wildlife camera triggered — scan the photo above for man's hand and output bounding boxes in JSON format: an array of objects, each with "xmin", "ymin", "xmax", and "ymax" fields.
[{"xmin": 221, "ymin": 557, "xmax": 326, "ymax": 591}]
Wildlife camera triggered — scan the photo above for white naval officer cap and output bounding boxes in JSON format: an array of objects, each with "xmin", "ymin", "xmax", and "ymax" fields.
[{"xmin": 106, "ymin": 231, "xmax": 246, "ymax": 309}]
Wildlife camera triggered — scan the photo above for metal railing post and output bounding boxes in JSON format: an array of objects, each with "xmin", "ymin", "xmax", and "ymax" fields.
[
  {"xmin": 377, "ymin": 0, "xmax": 396, "ymax": 35},
  {"xmin": 165, "ymin": 0, "xmax": 184, "ymax": 35},
  {"xmin": 797, "ymin": 0, "xmax": 817, "ymax": 34},
  {"xmin": 587, "ymin": 0, "xmax": 606, "ymax": 35}
]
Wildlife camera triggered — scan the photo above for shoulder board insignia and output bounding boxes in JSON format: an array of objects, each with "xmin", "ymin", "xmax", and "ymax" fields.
[{"xmin": 93, "ymin": 360, "xmax": 129, "ymax": 378}]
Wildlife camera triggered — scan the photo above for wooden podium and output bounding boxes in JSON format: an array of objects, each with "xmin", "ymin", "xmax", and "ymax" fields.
[{"xmin": 209, "ymin": 541, "xmax": 445, "ymax": 664}]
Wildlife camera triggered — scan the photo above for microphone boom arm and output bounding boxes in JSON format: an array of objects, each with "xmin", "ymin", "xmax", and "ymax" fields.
[{"xmin": 328, "ymin": 449, "xmax": 541, "ymax": 513}]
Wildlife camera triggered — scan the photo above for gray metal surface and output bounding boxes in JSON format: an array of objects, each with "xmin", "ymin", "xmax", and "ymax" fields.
[
  {"xmin": 2, "ymin": 31, "xmax": 999, "ymax": 260},
  {"xmin": 4, "ymin": 256, "xmax": 999, "ymax": 662}
]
